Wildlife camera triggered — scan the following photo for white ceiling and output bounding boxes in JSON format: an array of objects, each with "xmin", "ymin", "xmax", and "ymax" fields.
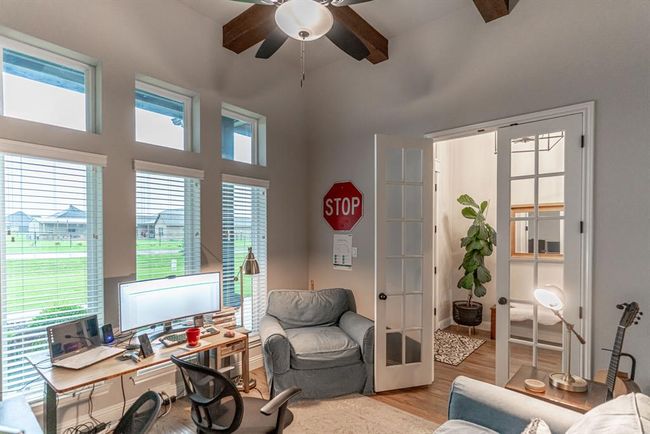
[{"xmin": 178, "ymin": 0, "xmax": 468, "ymax": 70}]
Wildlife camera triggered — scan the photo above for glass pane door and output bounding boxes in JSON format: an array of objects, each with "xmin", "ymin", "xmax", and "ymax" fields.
[{"xmin": 496, "ymin": 114, "xmax": 584, "ymax": 385}]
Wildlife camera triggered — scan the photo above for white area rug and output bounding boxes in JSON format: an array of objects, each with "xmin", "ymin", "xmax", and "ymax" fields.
[
  {"xmin": 287, "ymin": 394, "xmax": 438, "ymax": 433},
  {"xmin": 434, "ymin": 329, "xmax": 485, "ymax": 366}
]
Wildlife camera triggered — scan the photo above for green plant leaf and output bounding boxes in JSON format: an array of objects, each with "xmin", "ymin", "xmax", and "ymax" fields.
[
  {"xmin": 480, "ymin": 201, "xmax": 488, "ymax": 213},
  {"xmin": 474, "ymin": 284, "xmax": 487, "ymax": 298},
  {"xmin": 461, "ymin": 237, "xmax": 471, "ymax": 248},
  {"xmin": 481, "ymin": 244, "xmax": 493, "ymax": 256},
  {"xmin": 467, "ymin": 240, "xmax": 483, "ymax": 251},
  {"xmin": 462, "ymin": 207, "xmax": 478, "ymax": 219},
  {"xmin": 459, "ymin": 273, "xmax": 475, "ymax": 290},
  {"xmin": 467, "ymin": 225, "xmax": 479, "ymax": 238},
  {"xmin": 478, "ymin": 225, "xmax": 489, "ymax": 240},
  {"xmin": 476, "ymin": 266, "xmax": 492, "ymax": 283},
  {"xmin": 457, "ymin": 194, "xmax": 478, "ymax": 208}
]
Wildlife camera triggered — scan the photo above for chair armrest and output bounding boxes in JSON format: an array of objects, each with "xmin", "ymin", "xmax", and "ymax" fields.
[
  {"xmin": 260, "ymin": 387, "xmax": 302, "ymax": 416},
  {"xmin": 448, "ymin": 376, "xmax": 582, "ymax": 434},
  {"xmin": 339, "ymin": 311, "xmax": 374, "ymax": 364},
  {"xmin": 259, "ymin": 315, "xmax": 291, "ymax": 374}
]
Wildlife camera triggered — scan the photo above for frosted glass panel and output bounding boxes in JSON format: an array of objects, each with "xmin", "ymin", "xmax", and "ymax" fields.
[
  {"xmin": 539, "ymin": 176, "xmax": 564, "ymax": 204},
  {"xmin": 511, "ymin": 137, "xmax": 535, "ymax": 177},
  {"xmin": 405, "ymin": 330, "xmax": 422, "ymax": 364},
  {"xmin": 538, "ymin": 219, "xmax": 563, "ymax": 255},
  {"xmin": 511, "ymin": 178, "xmax": 534, "ymax": 207},
  {"xmin": 404, "ymin": 185, "xmax": 422, "ymax": 219},
  {"xmin": 539, "ymin": 132, "xmax": 565, "ymax": 174},
  {"xmin": 404, "ymin": 258, "xmax": 422, "ymax": 293},
  {"xmin": 386, "ymin": 185, "xmax": 402, "ymax": 219},
  {"xmin": 404, "ymin": 222, "xmax": 422, "ymax": 256},
  {"xmin": 386, "ymin": 332, "xmax": 402, "ymax": 366},
  {"xmin": 405, "ymin": 294, "xmax": 423, "ymax": 328},
  {"xmin": 512, "ymin": 220, "xmax": 534, "ymax": 255},
  {"xmin": 404, "ymin": 148, "xmax": 422, "ymax": 182},
  {"xmin": 386, "ymin": 296, "xmax": 403, "ymax": 331},
  {"xmin": 386, "ymin": 148, "xmax": 402, "ymax": 182},
  {"xmin": 538, "ymin": 262, "xmax": 564, "ymax": 290},
  {"xmin": 385, "ymin": 258, "xmax": 403, "ymax": 295},
  {"xmin": 510, "ymin": 261, "xmax": 534, "ymax": 301},
  {"xmin": 386, "ymin": 222, "xmax": 402, "ymax": 256}
]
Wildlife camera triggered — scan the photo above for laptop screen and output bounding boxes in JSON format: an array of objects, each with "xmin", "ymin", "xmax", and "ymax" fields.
[{"xmin": 47, "ymin": 315, "xmax": 101, "ymax": 362}]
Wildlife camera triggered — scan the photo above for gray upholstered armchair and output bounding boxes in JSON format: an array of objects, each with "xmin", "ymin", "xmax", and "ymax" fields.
[{"xmin": 259, "ymin": 288, "xmax": 374, "ymax": 399}]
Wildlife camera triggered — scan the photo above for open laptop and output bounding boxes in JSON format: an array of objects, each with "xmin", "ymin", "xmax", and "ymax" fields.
[{"xmin": 47, "ymin": 315, "xmax": 124, "ymax": 370}]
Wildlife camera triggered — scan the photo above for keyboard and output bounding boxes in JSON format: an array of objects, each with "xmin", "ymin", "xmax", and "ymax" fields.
[{"xmin": 160, "ymin": 326, "xmax": 220, "ymax": 348}]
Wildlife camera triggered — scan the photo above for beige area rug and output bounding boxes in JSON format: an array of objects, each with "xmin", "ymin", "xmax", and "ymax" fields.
[
  {"xmin": 434, "ymin": 329, "xmax": 485, "ymax": 366},
  {"xmin": 286, "ymin": 394, "xmax": 438, "ymax": 434}
]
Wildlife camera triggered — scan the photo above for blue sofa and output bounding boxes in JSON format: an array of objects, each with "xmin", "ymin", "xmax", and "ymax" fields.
[
  {"xmin": 437, "ymin": 376, "xmax": 581, "ymax": 434},
  {"xmin": 259, "ymin": 288, "xmax": 374, "ymax": 399}
]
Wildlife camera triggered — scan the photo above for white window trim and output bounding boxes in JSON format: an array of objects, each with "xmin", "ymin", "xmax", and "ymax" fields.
[
  {"xmin": 221, "ymin": 174, "xmax": 269, "ymax": 190},
  {"xmin": 0, "ymin": 35, "xmax": 97, "ymax": 133},
  {"xmin": 0, "ymin": 137, "xmax": 107, "ymax": 167},
  {"xmin": 133, "ymin": 160, "xmax": 204, "ymax": 180},
  {"xmin": 222, "ymin": 105, "xmax": 262, "ymax": 166},
  {"xmin": 135, "ymin": 79, "xmax": 194, "ymax": 152}
]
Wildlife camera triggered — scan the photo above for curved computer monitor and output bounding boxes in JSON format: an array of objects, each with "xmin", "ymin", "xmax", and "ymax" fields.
[{"xmin": 119, "ymin": 272, "xmax": 221, "ymax": 332}]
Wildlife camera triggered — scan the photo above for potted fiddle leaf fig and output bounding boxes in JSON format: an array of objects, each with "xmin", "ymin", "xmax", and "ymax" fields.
[{"xmin": 453, "ymin": 194, "xmax": 497, "ymax": 328}]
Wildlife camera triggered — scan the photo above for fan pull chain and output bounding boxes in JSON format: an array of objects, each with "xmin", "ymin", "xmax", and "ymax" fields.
[{"xmin": 300, "ymin": 37, "xmax": 306, "ymax": 88}]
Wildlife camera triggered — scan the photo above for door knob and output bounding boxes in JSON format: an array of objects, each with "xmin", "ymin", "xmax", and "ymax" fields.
[
  {"xmin": 498, "ymin": 297, "xmax": 508, "ymax": 305},
  {"xmin": 378, "ymin": 293, "xmax": 387, "ymax": 301}
]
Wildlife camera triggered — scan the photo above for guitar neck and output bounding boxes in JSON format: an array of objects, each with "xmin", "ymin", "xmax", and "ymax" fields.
[{"xmin": 606, "ymin": 326, "xmax": 627, "ymax": 398}]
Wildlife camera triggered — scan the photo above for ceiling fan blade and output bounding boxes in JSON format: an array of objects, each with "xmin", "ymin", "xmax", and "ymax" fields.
[
  {"xmin": 256, "ymin": 29, "xmax": 289, "ymax": 59},
  {"xmin": 330, "ymin": 0, "xmax": 375, "ymax": 5},
  {"xmin": 326, "ymin": 21, "xmax": 370, "ymax": 61}
]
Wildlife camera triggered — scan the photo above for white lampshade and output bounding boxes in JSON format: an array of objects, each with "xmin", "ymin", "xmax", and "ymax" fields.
[
  {"xmin": 534, "ymin": 285, "xmax": 565, "ymax": 311},
  {"xmin": 275, "ymin": 0, "xmax": 334, "ymax": 41}
]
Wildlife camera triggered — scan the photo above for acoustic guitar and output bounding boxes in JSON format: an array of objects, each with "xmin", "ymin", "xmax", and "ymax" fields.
[{"xmin": 593, "ymin": 302, "xmax": 642, "ymax": 400}]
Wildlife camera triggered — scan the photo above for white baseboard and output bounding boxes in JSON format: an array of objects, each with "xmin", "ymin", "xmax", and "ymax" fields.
[{"xmin": 437, "ymin": 317, "xmax": 452, "ymax": 330}]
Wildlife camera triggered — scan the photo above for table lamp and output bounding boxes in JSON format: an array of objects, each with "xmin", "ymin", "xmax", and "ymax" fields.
[
  {"xmin": 233, "ymin": 246, "xmax": 259, "ymax": 391},
  {"xmin": 533, "ymin": 285, "xmax": 588, "ymax": 392}
]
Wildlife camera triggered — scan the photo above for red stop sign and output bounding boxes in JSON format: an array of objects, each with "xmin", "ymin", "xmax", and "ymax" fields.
[{"xmin": 323, "ymin": 182, "xmax": 363, "ymax": 231}]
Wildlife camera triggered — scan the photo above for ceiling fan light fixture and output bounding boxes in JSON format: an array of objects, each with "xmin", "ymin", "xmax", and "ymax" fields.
[{"xmin": 275, "ymin": 0, "xmax": 334, "ymax": 41}]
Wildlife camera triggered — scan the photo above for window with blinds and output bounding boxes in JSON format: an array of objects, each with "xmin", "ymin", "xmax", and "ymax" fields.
[
  {"xmin": 0, "ymin": 154, "xmax": 103, "ymax": 398},
  {"xmin": 222, "ymin": 180, "xmax": 267, "ymax": 334},
  {"xmin": 135, "ymin": 171, "xmax": 200, "ymax": 281}
]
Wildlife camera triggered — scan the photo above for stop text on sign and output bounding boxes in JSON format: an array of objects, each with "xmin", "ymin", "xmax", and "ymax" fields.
[{"xmin": 323, "ymin": 182, "xmax": 363, "ymax": 231}]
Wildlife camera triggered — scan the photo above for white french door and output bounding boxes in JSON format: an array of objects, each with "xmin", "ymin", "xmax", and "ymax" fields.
[
  {"xmin": 496, "ymin": 114, "xmax": 585, "ymax": 385},
  {"xmin": 375, "ymin": 134, "xmax": 434, "ymax": 392}
]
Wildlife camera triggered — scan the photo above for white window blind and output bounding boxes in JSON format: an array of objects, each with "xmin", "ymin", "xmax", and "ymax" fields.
[
  {"xmin": 222, "ymin": 180, "xmax": 267, "ymax": 334},
  {"xmin": 135, "ymin": 171, "xmax": 200, "ymax": 281},
  {"xmin": 0, "ymin": 154, "xmax": 103, "ymax": 398}
]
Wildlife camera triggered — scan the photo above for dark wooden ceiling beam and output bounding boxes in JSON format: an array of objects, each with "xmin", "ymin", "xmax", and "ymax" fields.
[
  {"xmin": 328, "ymin": 6, "xmax": 388, "ymax": 64},
  {"xmin": 223, "ymin": 5, "xmax": 276, "ymax": 54},
  {"xmin": 473, "ymin": 0, "xmax": 510, "ymax": 23}
]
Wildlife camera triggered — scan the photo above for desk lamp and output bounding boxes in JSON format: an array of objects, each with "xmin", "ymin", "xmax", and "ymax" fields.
[
  {"xmin": 233, "ymin": 246, "xmax": 259, "ymax": 391},
  {"xmin": 534, "ymin": 285, "xmax": 587, "ymax": 392}
]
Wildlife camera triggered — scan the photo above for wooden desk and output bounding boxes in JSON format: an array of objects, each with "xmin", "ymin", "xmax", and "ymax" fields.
[
  {"xmin": 28, "ymin": 329, "xmax": 249, "ymax": 434},
  {"xmin": 505, "ymin": 365, "xmax": 607, "ymax": 414}
]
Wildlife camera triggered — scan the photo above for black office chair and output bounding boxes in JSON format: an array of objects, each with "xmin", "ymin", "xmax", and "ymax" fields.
[
  {"xmin": 171, "ymin": 355, "xmax": 301, "ymax": 434},
  {"xmin": 113, "ymin": 390, "xmax": 162, "ymax": 434}
]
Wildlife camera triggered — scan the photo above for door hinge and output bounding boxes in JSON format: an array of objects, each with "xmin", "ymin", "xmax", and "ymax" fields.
[
  {"xmin": 435, "ymin": 184, "xmax": 438, "ymax": 192},
  {"xmin": 581, "ymin": 135, "xmax": 585, "ymax": 148},
  {"xmin": 434, "ymin": 266, "xmax": 438, "ymax": 275},
  {"xmin": 434, "ymin": 307, "xmax": 437, "ymax": 316},
  {"xmin": 434, "ymin": 225, "xmax": 438, "ymax": 234},
  {"xmin": 579, "ymin": 306, "xmax": 583, "ymax": 319},
  {"xmin": 580, "ymin": 221, "xmax": 584, "ymax": 234}
]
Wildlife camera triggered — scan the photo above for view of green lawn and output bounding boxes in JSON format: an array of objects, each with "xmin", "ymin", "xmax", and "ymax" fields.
[{"xmin": 4, "ymin": 235, "xmax": 253, "ymax": 314}]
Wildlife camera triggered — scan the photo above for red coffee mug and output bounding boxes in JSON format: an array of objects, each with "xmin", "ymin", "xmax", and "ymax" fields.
[{"xmin": 186, "ymin": 328, "xmax": 201, "ymax": 347}]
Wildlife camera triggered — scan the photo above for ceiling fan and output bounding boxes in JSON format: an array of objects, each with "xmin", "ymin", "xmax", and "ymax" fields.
[{"xmin": 223, "ymin": 0, "xmax": 390, "ymax": 67}]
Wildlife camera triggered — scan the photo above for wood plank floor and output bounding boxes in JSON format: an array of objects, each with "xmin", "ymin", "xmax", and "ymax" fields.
[{"xmin": 151, "ymin": 326, "xmax": 561, "ymax": 432}]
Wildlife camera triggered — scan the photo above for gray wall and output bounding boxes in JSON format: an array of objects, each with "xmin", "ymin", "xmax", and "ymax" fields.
[
  {"xmin": 305, "ymin": 0, "xmax": 650, "ymax": 390},
  {"xmin": 0, "ymin": 0, "xmax": 308, "ymax": 425}
]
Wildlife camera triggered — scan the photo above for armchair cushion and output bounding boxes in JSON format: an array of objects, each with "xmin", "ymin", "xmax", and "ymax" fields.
[
  {"xmin": 286, "ymin": 326, "xmax": 361, "ymax": 370},
  {"xmin": 266, "ymin": 288, "xmax": 350, "ymax": 329}
]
